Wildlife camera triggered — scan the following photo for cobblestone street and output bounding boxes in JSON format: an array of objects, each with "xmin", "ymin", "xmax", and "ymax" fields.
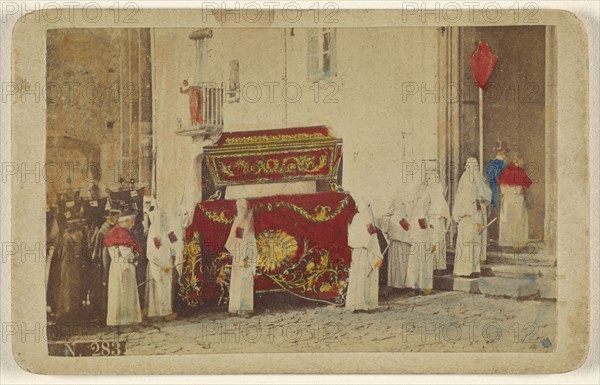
[{"xmin": 57, "ymin": 290, "xmax": 556, "ymax": 356}]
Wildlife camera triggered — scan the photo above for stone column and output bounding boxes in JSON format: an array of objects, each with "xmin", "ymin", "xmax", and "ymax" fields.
[{"xmin": 189, "ymin": 29, "xmax": 213, "ymax": 85}]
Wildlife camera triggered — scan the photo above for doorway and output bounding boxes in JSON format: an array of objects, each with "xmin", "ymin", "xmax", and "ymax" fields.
[{"xmin": 439, "ymin": 25, "xmax": 556, "ymax": 253}]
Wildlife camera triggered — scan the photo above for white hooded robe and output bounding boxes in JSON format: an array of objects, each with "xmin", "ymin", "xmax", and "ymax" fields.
[
  {"xmin": 426, "ymin": 176, "xmax": 451, "ymax": 270},
  {"xmin": 404, "ymin": 187, "xmax": 434, "ymax": 291},
  {"xmin": 225, "ymin": 199, "xmax": 257, "ymax": 315},
  {"xmin": 106, "ymin": 243, "xmax": 142, "ymax": 326},
  {"xmin": 145, "ymin": 202, "xmax": 174, "ymax": 318},
  {"xmin": 346, "ymin": 200, "xmax": 382, "ymax": 310},
  {"xmin": 499, "ymin": 184, "xmax": 529, "ymax": 248},
  {"xmin": 452, "ymin": 158, "xmax": 492, "ymax": 277}
]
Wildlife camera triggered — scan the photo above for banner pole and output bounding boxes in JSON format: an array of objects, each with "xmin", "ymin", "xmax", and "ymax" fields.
[{"xmin": 479, "ymin": 87, "xmax": 484, "ymax": 173}]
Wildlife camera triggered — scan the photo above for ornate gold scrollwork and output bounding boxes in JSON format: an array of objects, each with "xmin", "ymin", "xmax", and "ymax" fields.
[
  {"xmin": 223, "ymin": 132, "xmax": 326, "ymax": 145},
  {"xmin": 198, "ymin": 205, "xmax": 235, "ymax": 224},
  {"xmin": 217, "ymin": 154, "xmax": 328, "ymax": 178},
  {"xmin": 256, "ymin": 229, "xmax": 298, "ymax": 273},
  {"xmin": 253, "ymin": 196, "xmax": 349, "ymax": 223}
]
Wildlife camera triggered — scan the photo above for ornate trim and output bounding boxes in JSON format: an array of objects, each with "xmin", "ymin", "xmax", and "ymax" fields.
[
  {"xmin": 256, "ymin": 229, "xmax": 298, "ymax": 272},
  {"xmin": 253, "ymin": 195, "xmax": 349, "ymax": 223},
  {"xmin": 223, "ymin": 132, "xmax": 327, "ymax": 145},
  {"xmin": 197, "ymin": 205, "xmax": 235, "ymax": 224},
  {"xmin": 218, "ymin": 154, "xmax": 328, "ymax": 177},
  {"xmin": 259, "ymin": 240, "xmax": 346, "ymax": 303},
  {"xmin": 179, "ymin": 232, "xmax": 203, "ymax": 305},
  {"xmin": 206, "ymin": 144, "xmax": 342, "ymax": 187}
]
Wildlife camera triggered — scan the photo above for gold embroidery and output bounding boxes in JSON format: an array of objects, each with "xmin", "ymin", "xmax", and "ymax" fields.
[
  {"xmin": 179, "ymin": 232, "xmax": 202, "ymax": 304},
  {"xmin": 180, "ymin": 232, "xmax": 232, "ymax": 307},
  {"xmin": 223, "ymin": 132, "xmax": 327, "ymax": 145},
  {"xmin": 198, "ymin": 205, "xmax": 235, "ymax": 224},
  {"xmin": 217, "ymin": 154, "xmax": 328, "ymax": 178},
  {"xmin": 253, "ymin": 196, "xmax": 349, "ymax": 223},
  {"xmin": 256, "ymin": 230, "xmax": 298, "ymax": 272},
  {"xmin": 205, "ymin": 143, "xmax": 342, "ymax": 187},
  {"xmin": 260, "ymin": 242, "xmax": 345, "ymax": 297}
]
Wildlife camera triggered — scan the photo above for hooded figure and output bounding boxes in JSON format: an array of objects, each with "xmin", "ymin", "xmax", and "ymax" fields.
[
  {"xmin": 498, "ymin": 158, "xmax": 532, "ymax": 248},
  {"xmin": 403, "ymin": 181, "xmax": 434, "ymax": 292},
  {"xmin": 225, "ymin": 199, "xmax": 257, "ymax": 316},
  {"xmin": 346, "ymin": 199, "xmax": 383, "ymax": 311},
  {"xmin": 167, "ymin": 203, "xmax": 188, "ymax": 279},
  {"xmin": 453, "ymin": 158, "xmax": 492, "ymax": 277},
  {"xmin": 426, "ymin": 174, "xmax": 451, "ymax": 271},
  {"xmin": 378, "ymin": 180, "xmax": 431, "ymax": 291},
  {"xmin": 144, "ymin": 199, "xmax": 175, "ymax": 319}
]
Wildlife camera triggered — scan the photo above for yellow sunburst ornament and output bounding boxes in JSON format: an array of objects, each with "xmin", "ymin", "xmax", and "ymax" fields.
[{"xmin": 256, "ymin": 229, "xmax": 298, "ymax": 272}]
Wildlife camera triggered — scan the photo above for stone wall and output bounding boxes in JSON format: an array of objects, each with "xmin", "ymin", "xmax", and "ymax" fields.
[{"xmin": 46, "ymin": 28, "xmax": 152, "ymax": 203}]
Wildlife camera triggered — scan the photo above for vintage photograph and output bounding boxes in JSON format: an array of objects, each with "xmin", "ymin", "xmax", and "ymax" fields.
[
  {"xmin": 42, "ymin": 23, "xmax": 560, "ymax": 357},
  {"xmin": 5, "ymin": 4, "xmax": 593, "ymax": 376}
]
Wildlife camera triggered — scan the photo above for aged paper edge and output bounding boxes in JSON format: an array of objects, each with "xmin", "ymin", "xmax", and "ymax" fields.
[{"xmin": 7, "ymin": 8, "xmax": 591, "ymax": 374}]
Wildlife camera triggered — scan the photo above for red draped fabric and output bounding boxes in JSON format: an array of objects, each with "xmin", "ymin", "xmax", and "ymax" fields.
[
  {"xmin": 180, "ymin": 200, "xmax": 236, "ymax": 306},
  {"xmin": 179, "ymin": 192, "xmax": 356, "ymax": 307},
  {"xmin": 498, "ymin": 162, "xmax": 532, "ymax": 189},
  {"xmin": 103, "ymin": 224, "xmax": 142, "ymax": 255},
  {"xmin": 185, "ymin": 86, "xmax": 202, "ymax": 126}
]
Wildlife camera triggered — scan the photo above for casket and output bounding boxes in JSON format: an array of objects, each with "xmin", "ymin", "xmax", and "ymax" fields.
[
  {"xmin": 179, "ymin": 126, "xmax": 356, "ymax": 308},
  {"xmin": 204, "ymin": 125, "xmax": 342, "ymax": 187}
]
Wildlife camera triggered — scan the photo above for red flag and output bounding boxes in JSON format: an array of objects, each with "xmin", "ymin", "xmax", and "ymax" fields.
[{"xmin": 469, "ymin": 41, "xmax": 498, "ymax": 91}]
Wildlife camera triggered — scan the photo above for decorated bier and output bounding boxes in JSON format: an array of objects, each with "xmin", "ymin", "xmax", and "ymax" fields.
[
  {"xmin": 179, "ymin": 126, "xmax": 356, "ymax": 308},
  {"xmin": 204, "ymin": 125, "xmax": 342, "ymax": 188}
]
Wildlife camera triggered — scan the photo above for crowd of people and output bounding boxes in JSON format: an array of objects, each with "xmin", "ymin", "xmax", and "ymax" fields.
[
  {"xmin": 345, "ymin": 141, "xmax": 533, "ymax": 312},
  {"xmin": 45, "ymin": 142, "xmax": 533, "ymax": 324},
  {"xmin": 46, "ymin": 188, "xmax": 181, "ymax": 329}
]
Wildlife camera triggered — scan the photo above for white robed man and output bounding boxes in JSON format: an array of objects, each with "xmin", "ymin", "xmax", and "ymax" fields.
[
  {"xmin": 498, "ymin": 156, "xmax": 532, "ymax": 248},
  {"xmin": 167, "ymin": 203, "xmax": 188, "ymax": 281},
  {"xmin": 346, "ymin": 199, "xmax": 383, "ymax": 311},
  {"xmin": 103, "ymin": 210, "xmax": 143, "ymax": 326},
  {"xmin": 378, "ymin": 181, "xmax": 433, "ymax": 293},
  {"xmin": 144, "ymin": 199, "xmax": 177, "ymax": 320},
  {"xmin": 225, "ymin": 199, "xmax": 257, "ymax": 317},
  {"xmin": 426, "ymin": 174, "xmax": 451, "ymax": 272},
  {"xmin": 403, "ymin": 182, "xmax": 434, "ymax": 294},
  {"xmin": 453, "ymin": 158, "xmax": 492, "ymax": 278},
  {"xmin": 377, "ymin": 188, "xmax": 413, "ymax": 289}
]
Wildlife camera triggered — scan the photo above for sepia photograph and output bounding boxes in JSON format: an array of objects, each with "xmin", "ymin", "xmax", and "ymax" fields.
[{"xmin": 4, "ymin": 3, "xmax": 594, "ymax": 377}]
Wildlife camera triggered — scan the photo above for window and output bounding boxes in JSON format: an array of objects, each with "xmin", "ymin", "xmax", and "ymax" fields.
[
  {"xmin": 307, "ymin": 28, "xmax": 336, "ymax": 81},
  {"xmin": 227, "ymin": 59, "xmax": 240, "ymax": 103}
]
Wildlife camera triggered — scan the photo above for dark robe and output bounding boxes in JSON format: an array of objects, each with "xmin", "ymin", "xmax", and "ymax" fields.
[
  {"xmin": 89, "ymin": 220, "xmax": 115, "ymax": 323},
  {"xmin": 50, "ymin": 231, "xmax": 86, "ymax": 323},
  {"xmin": 376, "ymin": 228, "xmax": 389, "ymax": 287},
  {"xmin": 130, "ymin": 222, "xmax": 147, "ymax": 312}
]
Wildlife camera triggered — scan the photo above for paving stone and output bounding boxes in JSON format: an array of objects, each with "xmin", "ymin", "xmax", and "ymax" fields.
[
  {"xmin": 57, "ymin": 291, "xmax": 557, "ymax": 355},
  {"xmin": 478, "ymin": 276, "xmax": 539, "ymax": 299},
  {"xmin": 433, "ymin": 275, "xmax": 481, "ymax": 294}
]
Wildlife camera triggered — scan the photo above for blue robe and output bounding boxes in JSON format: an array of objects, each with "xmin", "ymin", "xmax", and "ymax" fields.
[{"xmin": 485, "ymin": 159, "xmax": 507, "ymax": 208}]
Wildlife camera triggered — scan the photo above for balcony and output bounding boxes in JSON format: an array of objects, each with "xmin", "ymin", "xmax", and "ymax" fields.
[{"xmin": 176, "ymin": 84, "xmax": 224, "ymax": 141}]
